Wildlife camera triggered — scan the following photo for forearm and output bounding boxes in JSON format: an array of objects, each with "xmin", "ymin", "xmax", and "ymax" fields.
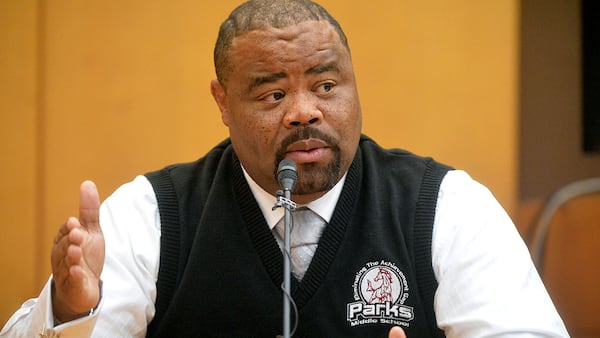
[{"xmin": 2, "ymin": 175, "xmax": 160, "ymax": 338}]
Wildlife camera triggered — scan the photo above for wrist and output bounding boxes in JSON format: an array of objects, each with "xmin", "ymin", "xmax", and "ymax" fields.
[{"xmin": 51, "ymin": 278, "xmax": 103, "ymax": 325}]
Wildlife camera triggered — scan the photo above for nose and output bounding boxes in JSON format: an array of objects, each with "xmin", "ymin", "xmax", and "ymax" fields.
[{"xmin": 283, "ymin": 91, "xmax": 323, "ymax": 128}]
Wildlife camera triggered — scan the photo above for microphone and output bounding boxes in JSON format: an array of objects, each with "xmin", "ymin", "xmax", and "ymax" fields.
[{"xmin": 277, "ymin": 159, "xmax": 298, "ymax": 192}]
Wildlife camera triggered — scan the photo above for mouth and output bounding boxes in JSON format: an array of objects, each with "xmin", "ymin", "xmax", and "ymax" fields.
[{"xmin": 284, "ymin": 138, "xmax": 331, "ymax": 164}]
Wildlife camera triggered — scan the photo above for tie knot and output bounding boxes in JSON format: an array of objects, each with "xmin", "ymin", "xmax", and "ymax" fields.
[{"xmin": 292, "ymin": 207, "xmax": 324, "ymax": 228}]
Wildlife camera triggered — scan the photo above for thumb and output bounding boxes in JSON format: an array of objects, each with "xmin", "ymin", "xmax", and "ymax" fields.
[{"xmin": 79, "ymin": 180, "xmax": 100, "ymax": 231}]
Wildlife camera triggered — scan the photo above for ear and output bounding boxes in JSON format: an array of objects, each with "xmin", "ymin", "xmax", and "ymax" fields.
[{"xmin": 210, "ymin": 79, "xmax": 231, "ymax": 126}]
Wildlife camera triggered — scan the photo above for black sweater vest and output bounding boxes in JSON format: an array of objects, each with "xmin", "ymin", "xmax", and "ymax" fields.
[{"xmin": 144, "ymin": 136, "xmax": 450, "ymax": 337}]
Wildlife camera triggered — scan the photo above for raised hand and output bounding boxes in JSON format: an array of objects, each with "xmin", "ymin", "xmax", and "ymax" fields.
[{"xmin": 51, "ymin": 180, "xmax": 105, "ymax": 323}]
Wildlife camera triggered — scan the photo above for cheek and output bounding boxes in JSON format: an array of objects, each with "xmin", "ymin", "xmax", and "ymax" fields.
[
  {"xmin": 325, "ymin": 95, "xmax": 362, "ymax": 152},
  {"xmin": 327, "ymin": 96, "xmax": 361, "ymax": 132},
  {"xmin": 230, "ymin": 112, "xmax": 280, "ymax": 151}
]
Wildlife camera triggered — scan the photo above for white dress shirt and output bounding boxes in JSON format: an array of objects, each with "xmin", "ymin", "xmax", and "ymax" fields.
[{"xmin": 0, "ymin": 170, "xmax": 569, "ymax": 337}]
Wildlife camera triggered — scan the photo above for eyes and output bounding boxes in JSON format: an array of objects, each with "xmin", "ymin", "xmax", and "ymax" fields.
[
  {"xmin": 260, "ymin": 81, "xmax": 335, "ymax": 103},
  {"xmin": 320, "ymin": 82, "xmax": 334, "ymax": 93},
  {"xmin": 270, "ymin": 92, "xmax": 285, "ymax": 101}
]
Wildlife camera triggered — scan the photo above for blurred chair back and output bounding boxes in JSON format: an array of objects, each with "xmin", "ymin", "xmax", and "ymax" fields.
[{"xmin": 529, "ymin": 177, "xmax": 600, "ymax": 338}]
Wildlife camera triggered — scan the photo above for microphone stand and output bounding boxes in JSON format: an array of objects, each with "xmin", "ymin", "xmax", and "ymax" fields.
[
  {"xmin": 274, "ymin": 188, "xmax": 296, "ymax": 338},
  {"xmin": 282, "ymin": 187, "xmax": 293, "ymax": 338},
  {"xmin": 274, "ymin": 159, "xmax": 298, "ymax": 338}
]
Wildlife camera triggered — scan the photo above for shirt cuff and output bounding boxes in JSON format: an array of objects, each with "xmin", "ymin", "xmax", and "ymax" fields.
[{"xmin": 39, "ymin": 277, "xmax": 102, "ymax": 337}]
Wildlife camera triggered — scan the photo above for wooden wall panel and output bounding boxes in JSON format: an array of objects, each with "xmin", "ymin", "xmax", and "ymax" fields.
[
  {"xmin": 340, "ymin": 1, "xmax": 519, "ymax": 213},
  {"xmin": 520, "ymin": 0, "xmax": 600, "ymax": 201},
  {"xmin": 0, "ymin": 0, "xmax": 38, "ymax": 326},
  {"xmin": 38, "ymin": 1, "xmax": 232, "ymax": 287}
]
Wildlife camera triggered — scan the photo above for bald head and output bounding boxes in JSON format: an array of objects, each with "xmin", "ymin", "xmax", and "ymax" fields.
[{"xmin": 214, "ymin": 0, "xmax": 350, "ymax": 87}]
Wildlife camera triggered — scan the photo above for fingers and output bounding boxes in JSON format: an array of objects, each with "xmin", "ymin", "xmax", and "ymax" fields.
[
  {"xmin": 52, "ymin": 180, "xmax": 98, "ymax": 281},
  {"xmin": 79, "ymin": 180, "xmax": 100, "ymax": 232},
  {"xmin": 51, "ymin": 218, "xmax": 84, "ymax": 282},
  {"xmin": 388, "ymin": 326, "xmax": 407, "ymax": 338},
  {"xmin": 53, "ymin": 218, "xmax": 84, "ymax": 250}
]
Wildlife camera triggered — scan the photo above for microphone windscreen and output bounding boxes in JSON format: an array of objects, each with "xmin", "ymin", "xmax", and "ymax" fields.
[{"xmin": 277, "ymin": 159, "xmax": 298, "ymax": 190}]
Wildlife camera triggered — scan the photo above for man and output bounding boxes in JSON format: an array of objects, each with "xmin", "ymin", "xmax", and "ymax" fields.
[{"xmin": 1, "ymin": 0, "xmax": 568, "ymax": 337}]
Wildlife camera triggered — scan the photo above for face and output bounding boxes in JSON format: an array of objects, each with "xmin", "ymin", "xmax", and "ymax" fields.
[{"xmin": 211, "ymin": 20, "xmax": 362, "ymax": 204}]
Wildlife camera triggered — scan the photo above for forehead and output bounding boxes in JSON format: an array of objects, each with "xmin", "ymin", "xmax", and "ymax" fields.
[{"xmin": 228, "ymin": 20, "xmax": 350, "ymax": 73}]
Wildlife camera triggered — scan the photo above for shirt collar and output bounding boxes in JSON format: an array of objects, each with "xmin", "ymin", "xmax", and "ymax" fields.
[{"xmin": 241, "ymin": 165, "xmax": 346, "ymax": 230}]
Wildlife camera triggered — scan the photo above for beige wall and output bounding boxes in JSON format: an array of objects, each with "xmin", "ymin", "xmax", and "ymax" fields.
[
  {"xmin": 0, "ymin": 0, "xmax": 519, "ymax": 325},
  {"xmin": 0, "ymin": 0, "xmax": 39, "ymax": 326}
]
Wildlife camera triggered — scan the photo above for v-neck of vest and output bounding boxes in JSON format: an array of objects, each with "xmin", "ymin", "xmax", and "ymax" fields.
[{"xmin": 232, "ymin": 151, "xmax": 362, "ymax": 309}]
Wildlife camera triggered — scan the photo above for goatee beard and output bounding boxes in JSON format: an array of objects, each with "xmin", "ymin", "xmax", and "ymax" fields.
[{"xmin": 274, "ymin": 127, "xmax": 342, "ymax": 195}]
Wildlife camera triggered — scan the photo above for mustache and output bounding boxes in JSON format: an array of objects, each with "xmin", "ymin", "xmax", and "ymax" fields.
[{"xmin": 274, "ymin": 127, "xmax": 339, "ymax": 165}]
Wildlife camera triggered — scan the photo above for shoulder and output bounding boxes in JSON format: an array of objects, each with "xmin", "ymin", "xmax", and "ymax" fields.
[
  {"xmin": 144, "ymin": 138, "xmax": 234, "ymax": 194},
  {"xmin": 358, "ymin": 135, "xmax": 452, "ymax": 194},
  {"xmin": 147, "ymin": 138, "xmax": 233, "ymax": 178},
  {"xmin": 436, "ymin": 170, "xmax": 500, "ymax": 217},
  {"xmin": 103, "ymin": 175, "xmax": 158, "ymax": 211},
  {"xmin": 358, "ymin": 135, "xmax": 451, "ymax": 171}
]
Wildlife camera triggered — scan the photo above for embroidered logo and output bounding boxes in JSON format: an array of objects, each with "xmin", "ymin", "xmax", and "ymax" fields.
[{"xmin": 347, "ymin": 261, "xmax": 414, "ymax": 328}]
